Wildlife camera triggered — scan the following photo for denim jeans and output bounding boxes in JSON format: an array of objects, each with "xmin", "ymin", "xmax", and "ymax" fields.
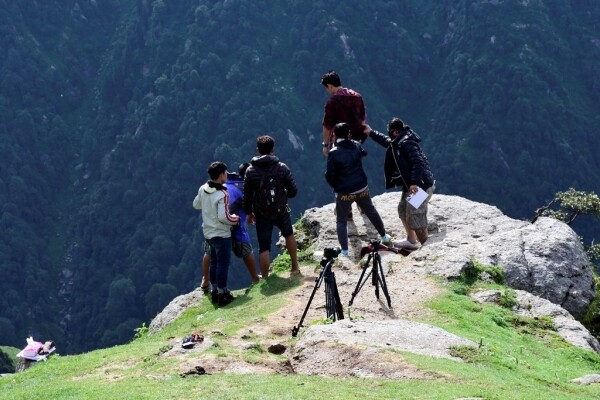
[{"xmin": 206, "ymin": 236, "xmax": 232, "ymax": 290}]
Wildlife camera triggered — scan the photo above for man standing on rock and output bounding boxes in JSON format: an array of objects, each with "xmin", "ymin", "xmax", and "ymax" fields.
[
  {"xmin": 243, "ymin": 135, "xmax": 301, "ymax": 278},
  {"xmin": 193, "ymin": 161, "xmax": 239, "ymax": 306},
  {"xmin": 320, "ymin": 70, "xmax": 367, "ymax": 157},
  {"xmin": 366, "ymin": 118, "xmax": 435, "ymax": 250},
  {"xmin": 199, "ymin": 162, "xmax": 261, "ymax": 292},
  {"xmin": 325, "ymin": 122, "xmax": 391, "ymax": 256}
]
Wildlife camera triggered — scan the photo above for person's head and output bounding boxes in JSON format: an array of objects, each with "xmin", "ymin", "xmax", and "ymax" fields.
[
  {"xmin": 256, "ymin": 135, "xmax": 275, "ymax": 155},
  {"xmin": 207, "ymin": 161, "xmax": 228, "ymax": 183},
  {"xmin": 387, "ymin": 117, "xmax": 411, "ymax": 138},
  {"xmin": 320, "ymin": 70, "xmax": 342, "ymax": 94},
  {"xmin": 238, "ymin": 162, "xmax": 250, "ymax": 178},
  {"xmin": 333, "ymin": 122, "xmax": 351, "ymax": 140}
]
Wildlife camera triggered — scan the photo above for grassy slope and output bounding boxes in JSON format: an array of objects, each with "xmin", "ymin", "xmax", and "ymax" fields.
[
  {"xmin": 0, "ymin": 272, "xmax": 599, "ymax": 400},
  {"xmin": 0, "ymin": 346, "xmax": 20, "ymax": 373}
]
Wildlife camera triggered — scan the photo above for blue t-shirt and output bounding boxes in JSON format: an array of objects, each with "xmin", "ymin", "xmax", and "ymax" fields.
[{"xmin": 225, "ymin": 177, "xmax": 250, "ymax": 244}]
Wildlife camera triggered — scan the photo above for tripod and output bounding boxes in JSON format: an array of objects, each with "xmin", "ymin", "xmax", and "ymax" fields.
[
  {"xmin": 349, "ymin": 240, "xmax": 392, "ymax": 308},
  {"xmin": 292, "ymin": 248, "xmax": 344, "ymax": 337}
]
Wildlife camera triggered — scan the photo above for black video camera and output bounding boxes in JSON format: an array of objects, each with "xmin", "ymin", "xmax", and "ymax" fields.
[{"xmin": 323, "ymin": 247, "xmax": 341, "ymax": 259}]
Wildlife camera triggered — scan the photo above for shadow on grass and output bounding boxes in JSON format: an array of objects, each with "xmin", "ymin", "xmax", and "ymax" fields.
[
  {"xmin": 198, "ymin": 274, "xmax": 304, "ymax": 310},
  {"xmin": 259, "ymin": 273, "xmax": 304, "ymax": 296}
]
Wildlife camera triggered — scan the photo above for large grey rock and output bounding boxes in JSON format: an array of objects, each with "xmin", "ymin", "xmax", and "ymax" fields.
[
  {"xmin": 291, "ymin": 320, "xmax": 477, "ymax": 377},
  {"xmin": 571, "ymin": 374, "xmax": 600, "ymax": 385},
  {"xmin": 300, "ymin": 193, "xmax": 595, "ymax": 319},
  {"xmin": 149, "ymin": 288, "xmax": 205, "ymax": 333},
  {"xmin": 294, "ymin": 320, "xmax": 476, "ymax": 360}
]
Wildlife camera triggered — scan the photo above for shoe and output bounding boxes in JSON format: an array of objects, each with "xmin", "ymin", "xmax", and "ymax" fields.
[
  {"xmin": 182, "ymin": 336, "xmax": 195, "ymax": 349},
  {"xmin": 200, "ymin": 284, "xmax": 210, "ymax": 294},
  {"xmin": 393, "ymin": 238, "xmax": 420, "ymax": 250},
  {"xmin": 217, "ymin": 292, "xmax": 235, "ymax": 307},
  {"xmin": 381, "ymin": 234, "xmax": 392, "ymax": 245},
  {"xmin": 210, "ymin": 289, "xmax": 219, "ymax": 303},
  {"xmin": 340, "ymin": 249, "xmax": 349, "ymax": 256}
]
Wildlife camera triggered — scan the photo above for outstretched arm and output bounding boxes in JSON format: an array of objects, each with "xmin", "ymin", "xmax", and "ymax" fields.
[{"xmin": 365, "ymin": 125, "xmax": 391, "ymax": 148}]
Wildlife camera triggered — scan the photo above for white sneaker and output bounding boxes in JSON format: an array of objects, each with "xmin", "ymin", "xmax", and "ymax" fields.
[
  {"xmin": 393, "ymin": 238, "xmax": 420, "ymax": 250},
  {"xmin": 341, "ymin": 249, "xmax": 349, "ymax": 256}
]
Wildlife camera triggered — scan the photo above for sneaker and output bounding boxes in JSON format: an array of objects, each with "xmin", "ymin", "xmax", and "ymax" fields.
[
  {"xmin": 182, "ymin": 336, "xmax": 195, "ymax": 349},
  {"xmin": 393, "ymin": 238, "xmax": 420, "ymax": 250},
  {"xmin": 210, "ymin": 289, "xmax": 219, "ymax": 303},
  {"xmin": 381, "ymin": 234, "xmax": 392, "ymax": 245},
  {"xmin": 217, "ymin": 292, "xmax": 235, "ymax": 307},
  {"xmin": 340, "ymin": 249, "xmax": 349, "ymax": 256}
]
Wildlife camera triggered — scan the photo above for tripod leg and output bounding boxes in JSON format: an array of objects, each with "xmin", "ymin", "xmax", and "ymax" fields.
[
  {"xmin": 292, "ymin": 265, "xmax": 326, "ymax": 336},
  {"xmin": 331, "ymin": 271, "xmax": 344, "ymax": 320},
  {"xmin": 348, "ymin": 253, "xmax": 373, "ymax": 306},
  {"xmin": 325, "ymin": 269, "xmax": 335, "ymax": 320},
  {"xmin": 373, "ymin": 253, "xmax": 380, "ymax": 300},
  {"xmin": 325, "ymin": 267, "xmax": 344, "ymax": 321},
  {"xmin": 375, "ymin": 254, "xmax": 392, "ymax": 308}
]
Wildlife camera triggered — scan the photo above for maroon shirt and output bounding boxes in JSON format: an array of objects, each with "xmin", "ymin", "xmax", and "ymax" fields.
[{"xmin": 322, "ymin": 87, "xmax": 367, "ymax": 147}]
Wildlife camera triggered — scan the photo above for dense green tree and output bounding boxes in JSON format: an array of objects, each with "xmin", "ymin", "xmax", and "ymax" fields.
[{"xmin": 0, "ymin": 0, "xmax": 598, "ymax": 354}]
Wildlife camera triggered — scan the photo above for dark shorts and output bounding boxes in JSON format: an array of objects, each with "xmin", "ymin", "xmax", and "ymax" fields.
[
  {"xmin": 206, "ymin": 238, "xmax": 252, "ymax": 259},
  {"xmin": 232, "ymin": 241, "xmax": 253, "ymax": 258},
  {"xmin": 256, "ymin": 212, "xmax": 294, "ymax": 253}
]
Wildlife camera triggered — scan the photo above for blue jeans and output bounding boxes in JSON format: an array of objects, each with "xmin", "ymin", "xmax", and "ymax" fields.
[{"xmin": 206, "ymin": 236, "xmax": 232, "ymax": 290}]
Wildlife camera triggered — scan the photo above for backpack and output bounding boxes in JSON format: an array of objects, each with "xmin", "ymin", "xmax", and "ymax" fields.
[{"xmin": 255, "ymin": 165, "xmax": 288, "ymax": 218}]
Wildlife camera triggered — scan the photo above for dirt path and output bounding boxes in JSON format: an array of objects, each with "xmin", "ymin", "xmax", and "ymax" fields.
[
  {"xmin": 175, "ymin": 253, "xmax": 443, "ymax": 377},
  {"xmin": 264, "ymin": 254, "xmax": 442, "ymax": 335}
]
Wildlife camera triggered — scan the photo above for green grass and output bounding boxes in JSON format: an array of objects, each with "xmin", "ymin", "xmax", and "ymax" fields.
[
  {"xmin": 0, "ymin": 346, "xmax": 19, "ymax": 373},
  {"xmin": 1, "ymin": 271, "xmax": 599, "ymax": 400}
]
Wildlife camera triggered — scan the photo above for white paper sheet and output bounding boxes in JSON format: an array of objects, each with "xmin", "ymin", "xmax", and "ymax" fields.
[{"xmin": 407, "ymin": 187, "xmax": 428, "ymax": 209}]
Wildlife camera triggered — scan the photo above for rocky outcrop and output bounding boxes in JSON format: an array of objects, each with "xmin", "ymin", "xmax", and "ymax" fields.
[
  {"xmin": 299, "ymin": 193, "xmax": 595, "ymax": 319},
  {"xmin": 149, "ymin": 288, "xmax": 205, "ymax": 333},
  {"xmin": 471, "ymin": 289, "xmax": 600, "ymax": 353},
  {"xmin": 150, "ymin": 192, "xmax": 598, "ymax": 373},
  {"xmin": 293, "ymin": 319, "xmax": 476, "ymax": 361}
]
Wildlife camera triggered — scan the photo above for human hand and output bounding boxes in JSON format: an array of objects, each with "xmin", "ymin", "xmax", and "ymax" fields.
[
  {"xmin": 231, "ymin": 214, "xmax": 240, "ymax": 223},
  {"xmin": 363, "ymin": 124, "xmax": 371, "ymax": 135},
  {"xmin": 322, "ymin": 146, "xmax": 329, "ymax": 157},
  {"xmin": 246, "ymin": 213, "xmax": 255, "ymax": 225},
  {"xmin": 409, "ymin": 185, "xmax": 419, "ymax": 194}
]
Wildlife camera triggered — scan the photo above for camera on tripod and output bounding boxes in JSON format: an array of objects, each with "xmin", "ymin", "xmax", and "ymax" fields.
[
  {"xmin": 323, "ymin": 247, "xmax": 341, "ymax": 259},
  {"xmin": 292, "ymin": 246, "xmax": 344, "ymax": 336}
]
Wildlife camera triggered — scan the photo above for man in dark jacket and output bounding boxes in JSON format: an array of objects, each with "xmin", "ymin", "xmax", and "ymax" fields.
[
  {"xmin": 325, "ymin": 123, "xmax": 391, "ymax": 256},
  {"xmin": 366, "ymin": 118, "xmax": 435, "ymax": 250},
  {"xmin": 243, "ymin": 135, "xmax": 301, "ymax": 278}
]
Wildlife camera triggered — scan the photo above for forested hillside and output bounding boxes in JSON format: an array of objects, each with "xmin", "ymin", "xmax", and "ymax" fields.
[{"xmin": 1, "ymin": 0, "xmax": 598, "ymax": 354}]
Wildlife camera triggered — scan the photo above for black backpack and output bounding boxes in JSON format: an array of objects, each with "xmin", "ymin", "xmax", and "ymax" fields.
[{"xmin": 255, "ymin": 165, "xmax": 288, "ymax": 218}]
